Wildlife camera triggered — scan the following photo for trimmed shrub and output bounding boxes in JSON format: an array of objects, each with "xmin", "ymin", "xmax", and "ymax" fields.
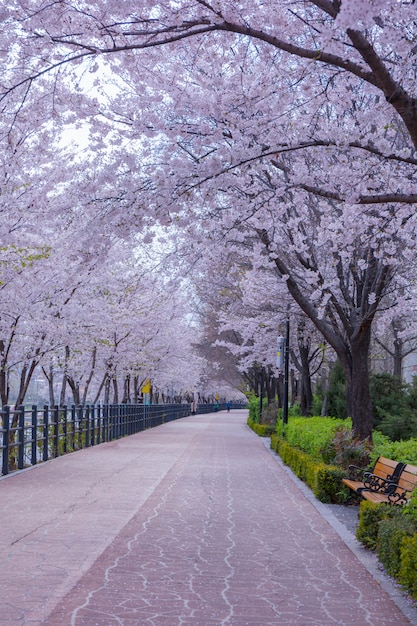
[
  {"xmin": 270, "ymin": 434, "xmax": 349, "ymax": 503},
  {"xmin": 247, "ymin": 418, "xmax": 275, "ymax": 437},
  {"xmin": 356, "ymin": 501, "xmax": 392, "ymax": 550},
  {"xmin": 320, "ymin": 425, "xmax": 371, "ymax": 469},
  {"xmin": 377, "ymin": 510, "xmax": 417, "ymax": 578},
  {"xmin": 259, "ymin": 400, "xmax": 279, "ymax": 426},
  {"xmin": 398, "ymin": 534, "xmax": 417, "ymax": 600},
  {"xmin": 282, "ymin": 416, "xmax": 348, "ymax": 460}
]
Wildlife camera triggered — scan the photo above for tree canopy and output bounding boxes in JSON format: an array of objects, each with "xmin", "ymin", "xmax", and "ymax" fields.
[{"xmin": 1, "ymin": 1, "xmax": 417, "ymax": 437}]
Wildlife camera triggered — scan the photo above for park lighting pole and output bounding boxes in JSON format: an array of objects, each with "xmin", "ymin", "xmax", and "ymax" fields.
[
  {"xmin": 283, "ymin": 318, "xmax": 290, "ymax": 429},
  {"xmin": 277, "ymin": 320, "xmax": 290, "ymax": 436}
]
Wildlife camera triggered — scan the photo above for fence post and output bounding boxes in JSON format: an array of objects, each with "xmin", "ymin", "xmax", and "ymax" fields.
[
  {"xmin": 102, "ymin": 405, "xmax": 108, "ymax": 441},
  {"xmin": 62, "ymin": 405, "xmax": 68, "ymax": 454},
  {"xmin": 17, "ymin": 405, "xmax": 25, "ymax": 470},
  {"xmin": 77, "ymin": 405, "xmax": 83, "ymax": 449},
  {"xmin": 42, "ymin": 405, "xmax": 49, "ymax": 462},
  {"xmin": 96, "ymin": 404, "xmax": 101, "ymax": 445},
  {"xmin": 53, "ymin": 405, "xmax": 59, "ymax": 458},
  {"xmin": 85, "ymin": 405, "xmax": 90, "ymax": 447},
  {"xmin": 2, "ymin": 406, "xmax": 10, "ymax": 476},
  {"xmin": 108, "ymin": 405, "xmax": 113, "ymax": 440},
  {"xmin": 121, "ymin": 404, "xmax": 126, "ymax": 437},
  {"xmin": 31, "ymin": 405, "xmax": 38, "ymax": 465},
  {"xmin": 90, "ymin": 405, "xmax": 96, "ymax": 446}
]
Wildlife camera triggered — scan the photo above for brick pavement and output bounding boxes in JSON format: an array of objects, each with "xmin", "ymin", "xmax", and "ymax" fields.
[{"xmin": 1, "ymin": 410, "xmax": 416, "ymax": 625}]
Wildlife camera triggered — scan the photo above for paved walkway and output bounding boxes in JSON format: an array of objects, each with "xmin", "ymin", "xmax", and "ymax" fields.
[{"xmin": 1, "ymin": 410, "xmax": 417, "ymax": 625}]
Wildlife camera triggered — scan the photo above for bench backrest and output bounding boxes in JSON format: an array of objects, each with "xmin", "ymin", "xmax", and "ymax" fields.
[
  {"xmin": 395, "ymin": 463, "xmax": 417, "ymax": 494},
  {"xmin": 372, "ymin": 456, "xmax": 403, "ymax": 481}
]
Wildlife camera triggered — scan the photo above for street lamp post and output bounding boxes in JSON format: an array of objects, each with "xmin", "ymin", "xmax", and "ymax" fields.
[
  {"xmin": 282, "ymin": 318, "xmax": 290, "ymax": 430},
  {"xmin": 277, "ymin": 319, "xmax": 290, "ymax": 436}
]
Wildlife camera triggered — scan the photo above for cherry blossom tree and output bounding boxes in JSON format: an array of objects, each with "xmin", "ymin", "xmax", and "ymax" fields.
[{"xmin": 2, "ymin": 1, "xmax": 417, "ymax": 440}]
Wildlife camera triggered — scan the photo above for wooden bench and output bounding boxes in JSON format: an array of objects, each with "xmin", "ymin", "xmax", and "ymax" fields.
[{"xmin": 342, "ymin": 456, "xmax": 417, "ymax": 505}]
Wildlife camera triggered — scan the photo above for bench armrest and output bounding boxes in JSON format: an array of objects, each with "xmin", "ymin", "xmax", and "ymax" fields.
[
  {"xmin": 347, "ymin": 464, "xmax": 367, "ymax": 480},
  {"xmin": 363, "ymin": 474, "xmax": 397, "ymax": 494},
  {"xmin": 389, "ymin": 487, "xmax": 412, "ymax": 505}
]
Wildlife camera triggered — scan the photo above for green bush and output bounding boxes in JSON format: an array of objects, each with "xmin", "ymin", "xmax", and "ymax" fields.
[
  {"xmin": 282, "ymin": 416, "xmax": 348, "ymax": 460},
  {"xmin": 321, "ymin": 425, "xmax": 371, "ymax": 469},
  {"xmin": 377, "ymin": 408, "xmax": 417, "ymax": 442},
  {"xmin": 247, "ymin": 393, "xmax": 269, "ymax": 423},
  {"xmin": 260, "ymin": 400, "xmax": 279, "ymax": 425},
  {"xmin": 270, "ymin": 434, "xmax": 349, "ymax": 503},
  {"xmin": 356, "ymin": 501, "xmax": 392, "ymax": 550},
  {"xmin": 370, "ymin": 432, "xmax": 417, "ymax": 466},
  {"xmin": 278, "ymin": 415, "xmax": 417, "ymax": 467},
  {"xmin": 398, "ymin": 533, "xmax": 417, "ymax": 599},
  {"xmin": 354, "ymin": 495, "xmax": 417, "ymax": 600},
  {"xmin": 370, "ymin": 372, "xmax": 417, "ymax": 440},
  {"xmin": 377, "ymin": 510, "xmax": 417, "ymax": 578},
  {"xmin": 248, "ymin": 394, "xmax": 260, "ymax": 422},
  {"xmin": 326, "ymin": 361, "xmax": 348, "ymax": 419},
  {"xmin": 247, "ymin": 418, "xmax": 275, "ymax": 437},
  {"xmin": 370, "ymin": 373, "xmax": 406, "ymax": 427}
]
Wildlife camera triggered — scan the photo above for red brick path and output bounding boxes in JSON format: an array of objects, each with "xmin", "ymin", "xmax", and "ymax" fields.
[{"xmin": 0, "ymin": 411, "xmax": 415, "ymax": 625}]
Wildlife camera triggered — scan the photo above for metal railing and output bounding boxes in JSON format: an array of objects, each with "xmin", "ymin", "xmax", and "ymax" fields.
[
  {"xmin": 0, "ymin": 403, "xmax": 191, "ymax": 477},
  {"xmin": 0, "ymin": 402, "xmax": 247, "ymax": 477}
]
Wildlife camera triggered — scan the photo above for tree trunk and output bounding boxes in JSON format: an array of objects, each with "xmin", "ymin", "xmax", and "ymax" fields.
[
  {"xmin": 393, "ymin": 335, "xmax": 403, "ymax": 379},
  {"xmin": 319, "ymin": 367, "xmax": 330, "ymax": 416},
  {"xmin": 0, "ymin": 369, "xmax": 8, "ymax": 406},
  {"xmin": 42, "ymin": 365, "xmax": 55, "ymax": 407},
  {"xmin": 104, "ymin": 377, "xmax": 111, "ymax": 404},
  {"xmin": 122, "ymin": 375, "xmax": 131, "ymax": 404},
  {"xmin": 133, "ymin": 376, "xmax": 140, "ymax": 403},
  {"xmin": 67, "ymin": 377, "xmax": 80, "ymax": 405},
  {"xmin": 347, "ymin": 324, "xmax": 373, "ymax": 441},
  {"xmin": 112, "ymin": 377, "xmax": 119, "ymax": 404},
  {"xmin": 93, "ymin": 373, "xmax": 108, "ymax": 405},
  {"xmin": 14, "ymin": 361, "xmax": 38, "ymax": 408},
  {"xmin": 82, "ymin": 346, "xmax": 97, "ymax": 405},
  {"xmin": 59, "ymin": 374, "xmax": 67, "ymax": 406},
  {"xmin": 298, "ymin": 343, "xmax": 313, "ymax": 416}
]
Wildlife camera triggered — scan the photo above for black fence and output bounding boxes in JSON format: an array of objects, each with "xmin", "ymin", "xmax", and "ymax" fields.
[{"xmin": 0, "ymin": 402, "xmax": 247, "ymax": 477}]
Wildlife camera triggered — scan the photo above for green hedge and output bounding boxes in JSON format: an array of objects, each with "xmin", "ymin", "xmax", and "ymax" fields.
[
  {"xmin": 279, "ymin": 415, "xmax": 417, "ymax": 467},
  {"xmin": 270, "ymin": 434, "xmax": 349, "ymax": 504},
  {"xmin": 399, "ymin": 534, "xmax": 417, "ymax": 598},
  {"xmin": 247, "ymin": 417, "xmax": 276, "ymax": 437},
  {"xmin": 357, "ymin": 500, "xmax": 417, "ymax": 600}
]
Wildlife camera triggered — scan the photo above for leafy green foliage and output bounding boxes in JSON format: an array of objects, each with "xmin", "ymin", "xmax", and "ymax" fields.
[
  {"xmin": 282, "ymin": 416, "xmax": 349, "ymax": 460},
  {"xmin": 377, "ymin": 510, "xmax": 417, "ymax": 578},
  {"xmin": 280, "ymin": 415, "xmax": 417, "ymax": 466},
  {"xmin": 370, "ymin": 373, "xmax": 417, "ymax": 440},
  {"xmin": 356, "ymin": 501, "xmax": 394, "ymax": 550},
  {"xmin": 315, "ymin": 366, "xmax": 417, "ymax": 440},
  {"xmin": 247, "ymin": 417, "xmax": 275, "ymax": 437},
  {"xmin": 355, "ymin": 497, "xmax": 417, "ymax": 600},
  {"xmin": 260, "ymin": 400, "xmax": 279, "ymax": 425},
  {"xmin": 270, "ymin": 434, "xmax": 348, "ymax": 503},
  {"xmin": 370, "ymin": 373, "xmax": 406, "ymax": 426},
  {"xmin": 320, "ymin": 425, "xmax": 371, "ymax": 470},
  {"xmin": 370, "ymin": 432, "xmax": 417, "ymax": 466},
  {"xmin": 398, "ymin": 534, "xmax": 417, "ymax": 599},
  {"xmin": 326, "ymin": 361, "xmax": 347, "ymax": 419}
]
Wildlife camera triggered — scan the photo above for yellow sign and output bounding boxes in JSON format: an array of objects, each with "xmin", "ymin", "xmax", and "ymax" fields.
[{"xmin": 142, "ymin": 380, "xmax": 151, "ymax": 394}]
